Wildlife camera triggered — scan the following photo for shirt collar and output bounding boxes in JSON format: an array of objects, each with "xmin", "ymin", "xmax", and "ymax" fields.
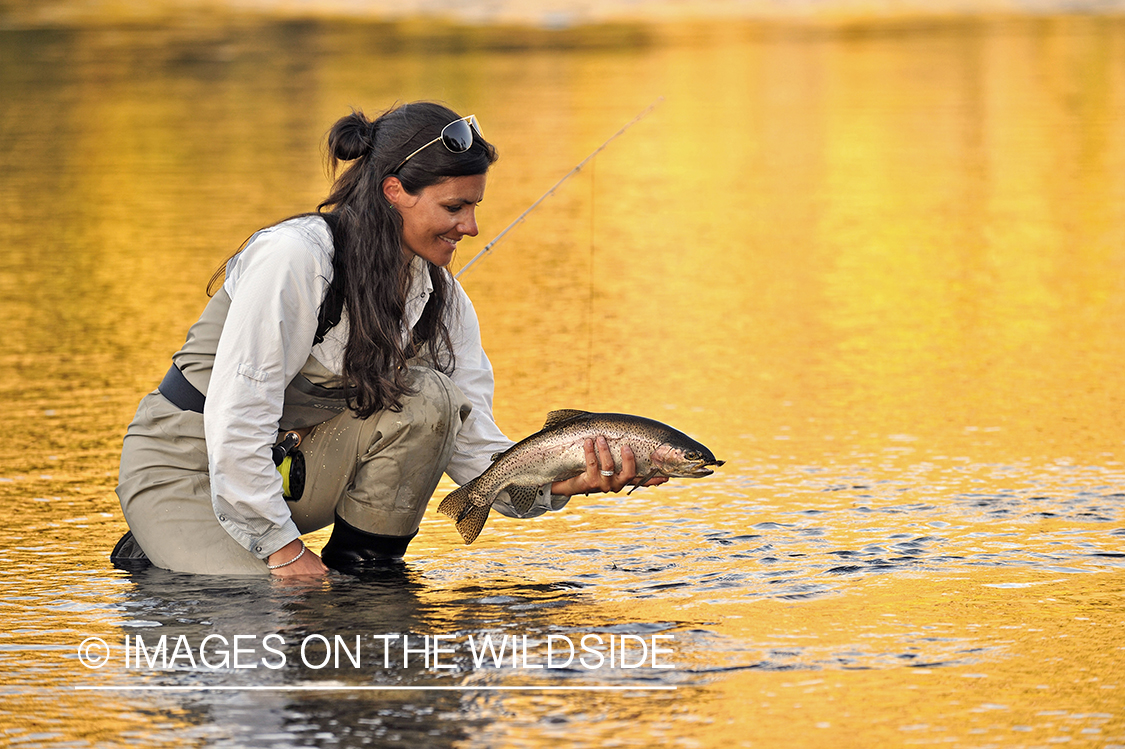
[{"xmin": 404, "ymin": 255, "xmax": 434, "ymax": 331}]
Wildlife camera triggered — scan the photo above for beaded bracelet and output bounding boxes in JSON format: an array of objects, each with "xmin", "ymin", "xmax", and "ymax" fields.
[{"xmin": 267, "ymin": 541, "xmax": 306, "ymax": 570}]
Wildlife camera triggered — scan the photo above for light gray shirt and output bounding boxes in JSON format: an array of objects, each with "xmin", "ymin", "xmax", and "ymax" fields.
[{"xmin": 203, "ymin": 215, "xmax": 568, "ymax": 558}]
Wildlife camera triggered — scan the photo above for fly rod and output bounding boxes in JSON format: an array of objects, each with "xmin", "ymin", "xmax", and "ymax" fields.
[{"xmin": 455, "ymin": 96, "xmax": 663, "ymax": 279}]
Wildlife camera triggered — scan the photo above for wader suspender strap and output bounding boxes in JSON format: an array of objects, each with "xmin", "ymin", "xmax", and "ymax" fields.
[{"xmin": 314, "ymin": 212, "xmax": 345, "ymax": 346}]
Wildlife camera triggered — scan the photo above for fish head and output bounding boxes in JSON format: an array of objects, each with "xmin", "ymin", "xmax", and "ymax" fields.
[{"xmin": 649, "ymin": 441, "xmax": 725, "ymax": 478}]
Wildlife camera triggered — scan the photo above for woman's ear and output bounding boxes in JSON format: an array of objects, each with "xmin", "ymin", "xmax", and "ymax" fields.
[{"xmin": 382, "ymin": 176, "xmax": 404, "ymax": 207}]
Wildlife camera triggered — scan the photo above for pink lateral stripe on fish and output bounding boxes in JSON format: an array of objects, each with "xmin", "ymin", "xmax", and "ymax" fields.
[{"xmin": 437, "ymin": 409, "xmax": 724, "ymax": 545}]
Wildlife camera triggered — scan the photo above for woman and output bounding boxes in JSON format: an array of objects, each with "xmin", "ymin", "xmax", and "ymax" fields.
[{"xmin": 114, "ymin": 102, "xmax": 651, "ymax": 577}]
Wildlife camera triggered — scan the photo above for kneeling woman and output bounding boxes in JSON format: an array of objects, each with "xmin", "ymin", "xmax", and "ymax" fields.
[{"xmin": 114, "ymin": 102, "xmax": 648, "ymax": 577}]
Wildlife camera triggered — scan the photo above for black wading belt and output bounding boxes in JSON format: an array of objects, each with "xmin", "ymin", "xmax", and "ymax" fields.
[{"xmin": 158, "ymin": 364, "xmax": 206, "ymax": 413}]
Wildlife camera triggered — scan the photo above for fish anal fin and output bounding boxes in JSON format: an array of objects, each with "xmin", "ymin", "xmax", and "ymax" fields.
[
  {"xmin": 505, "ymin": 485, "xmax": 540, "ymax": 515},
  {"xmin": 543, "ymin": 409, "xmax": 590, "ymax": 430}
]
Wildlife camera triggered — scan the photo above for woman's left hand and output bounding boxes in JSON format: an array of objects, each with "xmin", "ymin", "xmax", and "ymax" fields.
[{"xmin": 551, "ymin": 436, "xmax": 669, "ymax": 496}]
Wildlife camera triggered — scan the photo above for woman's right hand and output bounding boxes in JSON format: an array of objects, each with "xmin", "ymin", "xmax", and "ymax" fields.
[
  {"xmin": 551, "ymin": 436, "xmax": 669, "ymax": 497},
  {"xmin": 268, "ymin": 539, "xmax": 329, "ymax": 577}
]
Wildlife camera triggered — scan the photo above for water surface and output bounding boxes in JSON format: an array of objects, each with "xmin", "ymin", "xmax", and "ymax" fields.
[{"xmin": 1, "ymin": 10, "xmax": 1124, "ymax": 748}]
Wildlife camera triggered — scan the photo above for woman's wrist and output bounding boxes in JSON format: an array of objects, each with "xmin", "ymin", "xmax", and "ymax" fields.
[{"xmin": 267, "ymin": 540, "xmax": 306, "ymax": 570}]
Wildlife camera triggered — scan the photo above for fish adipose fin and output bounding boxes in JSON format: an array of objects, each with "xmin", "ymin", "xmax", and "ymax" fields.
[
  {"xmin": 437, "ymin": 478, "xmax": 493, "ymax": 545},
  {"xmin": 543, "ymin": 409, "xmax": 590, "ymax": 429},
  {"xmin": 504, "ymin": 485, "xmax": 540, "ymax": 515}
]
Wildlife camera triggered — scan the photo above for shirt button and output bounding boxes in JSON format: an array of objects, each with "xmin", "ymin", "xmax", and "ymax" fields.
[
  {"xmin": 255, "ymin": 546, "xmax": 262, "ymax": 552},
  {"xmin": 218, "ymin": 515, "xmax": 226, "ymax": 521}
]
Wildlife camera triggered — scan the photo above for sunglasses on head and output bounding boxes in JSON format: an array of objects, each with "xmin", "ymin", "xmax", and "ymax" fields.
[{"xmin": 393, "ymin": 115, "xmax": 482, "ymax": 173}]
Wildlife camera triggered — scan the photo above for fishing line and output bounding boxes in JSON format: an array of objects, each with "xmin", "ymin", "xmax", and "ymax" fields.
[
  {"xmin": 585, "ymin": 159, "xmax": 596, "ymax": 403},
  {"xmin": 454, "ymin": 97, "xmax": 663, "ymax": 280}
]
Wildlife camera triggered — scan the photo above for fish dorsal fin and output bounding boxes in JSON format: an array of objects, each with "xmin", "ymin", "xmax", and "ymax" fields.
[{"xmin": 543, "ymin": 409, "xmax": 590, "ymax": 429}]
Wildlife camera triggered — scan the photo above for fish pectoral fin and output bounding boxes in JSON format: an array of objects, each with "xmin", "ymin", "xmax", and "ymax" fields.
[
  {"xmin": 504, "ymin": 485, "xmax": 541, "ymax": 515},
  {"xmin": 542, "ymin": 409, "xmax": 590, "ymax": 429},
  {"xmin": 626, "ymin": 468, "xmax": 663, "ymax": 495}
]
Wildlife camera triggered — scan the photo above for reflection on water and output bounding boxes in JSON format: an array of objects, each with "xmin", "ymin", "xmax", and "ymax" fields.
[{"xmin": 1, "ymin": 10, "xmax": 1124, "ymax": 749}]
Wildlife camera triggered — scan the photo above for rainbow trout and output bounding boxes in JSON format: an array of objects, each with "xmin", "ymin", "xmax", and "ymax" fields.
[{"xmin": 438, "ymin": 409, "xmax": 724, "ymax": 544}]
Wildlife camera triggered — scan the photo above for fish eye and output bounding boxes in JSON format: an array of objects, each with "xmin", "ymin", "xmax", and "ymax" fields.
[{"xmin": 685, "ymin": 450, "xmax": 701, "ymax": 461}]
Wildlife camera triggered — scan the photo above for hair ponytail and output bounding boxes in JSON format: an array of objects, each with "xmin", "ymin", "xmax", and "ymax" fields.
[{"xmin": 325, "ymin": 110, "xmax": 377, "ymax": 164}]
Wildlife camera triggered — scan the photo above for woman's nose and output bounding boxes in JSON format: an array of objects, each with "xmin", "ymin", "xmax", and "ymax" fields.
[{"xmin": 459, "ymin": 210, "xmax": 479, "ymax": 237}]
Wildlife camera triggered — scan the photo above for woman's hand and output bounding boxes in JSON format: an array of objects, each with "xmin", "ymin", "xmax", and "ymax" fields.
[
  {"xmin": 551, "ymin": 436, "xmax": 669, "ymax": 497},
  {"xmin": 267, "ymin": 539, "xmax": 328, "ymax": 578}
]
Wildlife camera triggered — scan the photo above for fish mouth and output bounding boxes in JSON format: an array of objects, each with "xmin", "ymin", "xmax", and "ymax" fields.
[{"xmin": 677, "ymin": 459, "xmax": 725, "ymax": 478}]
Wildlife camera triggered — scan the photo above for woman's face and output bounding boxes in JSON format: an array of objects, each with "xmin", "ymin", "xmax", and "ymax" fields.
[{"xmin": 385, "ymin": 173, "xmax": 487, "ymax": 267}]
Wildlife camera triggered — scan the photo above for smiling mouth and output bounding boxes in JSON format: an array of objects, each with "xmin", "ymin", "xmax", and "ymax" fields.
[{"xmin": 440, "ymin": 236, "xmax": 458, "ymax": 247}]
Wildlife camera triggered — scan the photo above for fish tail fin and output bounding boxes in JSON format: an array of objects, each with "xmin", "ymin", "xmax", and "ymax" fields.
[
  {"xmin": 454, "ymin": 503, "xmax": 492, "ymax": 545},
  {"xmin": 438, "ymin": 478, "xmax": 476, "ymax": 520},
  {"xmin": 437, "ymin": 478, "xmax": 492, "ymax": 545}
]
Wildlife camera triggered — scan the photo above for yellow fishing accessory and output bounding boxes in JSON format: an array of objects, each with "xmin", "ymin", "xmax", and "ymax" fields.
[
  {"xmin": 272, "ymin": 430, "xmax": 306, "ymax": 501},
  {"xmin": 277, "ymin": 451, "xmax": 306, "ymax": 501}
]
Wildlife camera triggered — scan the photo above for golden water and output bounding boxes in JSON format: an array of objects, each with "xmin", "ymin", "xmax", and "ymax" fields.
[{"xmin": 1, "ymin": 12, "xmax": 1123, "ymax": 748}]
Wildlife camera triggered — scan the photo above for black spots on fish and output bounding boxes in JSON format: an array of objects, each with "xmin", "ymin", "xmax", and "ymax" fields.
[
  {"xmin": 505, "ymin": 485, "xmax": 540, "ymax": 515},
  {"xmin": 542, "ymin": 409, "xmax": 591, "ymax": 430}
]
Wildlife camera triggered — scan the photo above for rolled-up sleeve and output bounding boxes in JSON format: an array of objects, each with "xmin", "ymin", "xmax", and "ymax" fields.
[{"xmin": 204, "ymin": 220, "xmax": 333, "ymax": 558}]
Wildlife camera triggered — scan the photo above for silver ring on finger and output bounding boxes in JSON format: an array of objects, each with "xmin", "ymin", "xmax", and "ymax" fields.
[{"xmin": 600, "ymin": 470, "xmax": 614, "ymax": 477}]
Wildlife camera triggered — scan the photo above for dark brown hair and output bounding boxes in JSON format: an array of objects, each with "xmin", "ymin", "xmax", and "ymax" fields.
[{"xmin": 213, "ymin": 102, "xmax": 498, "ymax": 418}]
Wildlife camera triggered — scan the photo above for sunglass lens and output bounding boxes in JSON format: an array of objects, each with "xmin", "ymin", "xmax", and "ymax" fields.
[{"xmin": 441, "ymin": 119, "xmax": 474, "ymax": 152}]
